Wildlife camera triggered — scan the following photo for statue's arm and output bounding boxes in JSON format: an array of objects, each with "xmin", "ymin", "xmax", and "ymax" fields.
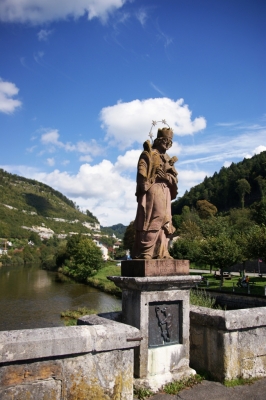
[{"xmin": 136, "ymin": 154, "xmax": 153, "ymax": 195}]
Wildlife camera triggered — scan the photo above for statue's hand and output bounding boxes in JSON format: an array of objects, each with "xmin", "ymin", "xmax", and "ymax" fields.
[{"xmin": 156, "ymin": 168, "xmax": 169, "ymax": 182}]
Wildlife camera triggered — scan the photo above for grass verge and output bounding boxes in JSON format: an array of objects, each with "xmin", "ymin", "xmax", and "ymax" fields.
[
  {"xmin": 163, "ymin": 374, "xmax": 204, "ymax": 395},
  {"xmin": 190, "ymin": 288, "xmax": 222, "ymax": 309},
  {"xmin": 133, "ymin": 386, "xmax": 154, "ymax": 399},
  {"xmin": 86, "ymin": 262, "xmax": 122, "ymax": 297},
  {"xmin": 61, "ymin": 307, "xmax": 98, "ymax": 326},
  {"xmin": 224, "ymin": 377, "xmax": 259, "ymax": 387}
]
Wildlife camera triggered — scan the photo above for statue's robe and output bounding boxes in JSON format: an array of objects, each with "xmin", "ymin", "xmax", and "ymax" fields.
[{"xmin": 132, "ymin": 145, "xmax": 178, "ymax": 259}]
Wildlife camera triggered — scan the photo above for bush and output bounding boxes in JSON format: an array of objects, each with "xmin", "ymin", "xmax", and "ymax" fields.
[{"xmin": 61, "ymin": 235, "xmax": 103, "ymax": 281}]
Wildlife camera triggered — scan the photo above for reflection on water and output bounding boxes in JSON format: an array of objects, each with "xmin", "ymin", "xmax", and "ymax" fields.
[{"xmin": 0, "ymin": 264, "xmax": 121, "ymax": 331}]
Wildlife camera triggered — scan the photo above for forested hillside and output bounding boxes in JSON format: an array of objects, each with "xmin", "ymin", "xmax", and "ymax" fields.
[
  {"xmin": 0, "ymin": 169, "xmax": 99, "ymax": 239},
  {"xmin": 172, "ymin": 151, "xmax": 266, "ymax": 215},
  {"xmin": 100, "ymin": 224, "xmax": 126, "ymax": 239},
  {"xmin": 166, "ymin": 151, "xmax": 266, "ymax": 271}
]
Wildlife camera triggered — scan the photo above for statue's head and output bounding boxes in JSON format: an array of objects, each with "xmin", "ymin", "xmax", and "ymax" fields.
[
  {"xmin": 156, "ymin": 127, "xmax": 173, "ymax": 140},
  {"xmin": 153, "ymin": 127, "xmax": 173, "ymax": 151}
]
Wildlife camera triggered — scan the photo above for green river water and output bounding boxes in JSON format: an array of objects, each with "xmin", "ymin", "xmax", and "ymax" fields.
[{"xmin": 0, "ymin": 263, "xmax": 121, "ymax": 331}]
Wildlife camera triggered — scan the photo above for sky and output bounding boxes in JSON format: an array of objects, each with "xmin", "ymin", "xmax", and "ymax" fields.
[{"xmin": 0, "ymin": 0, "xmax": 265, "ymax": 227}]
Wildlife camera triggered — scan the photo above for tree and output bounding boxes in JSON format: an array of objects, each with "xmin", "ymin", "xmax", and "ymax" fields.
[
  {"xmin": 28, "ymin": 232, "xmax": 42, "ymax": 246},
  {"xmin": 62, "ymin": 235, "xmax": 103, "ymax": 281},
  {"xmin": 199, "ymin": 235, "xmax": 240, "ymax": 285},
  {"xmin": 170, "ymin": 238, "xmax": 201, "ymax": 263},
  {"xmin": 22, "ymin": 245, "xmax": 38, "ymax": 265},
  {"xmin": 235, "ymin": 179, "xmax": 251, "ymax": 209},
  {"xmin": 252, "ymin": 199, "xmax": 266, "ymax": 225},
  {"xmin": 199, "ymin": 216, "xmax": 230, "ymax": 239},
  {"xmin": 228, "ymin": 208, "xmax": 254, "ymax": 234},
  {"xmin": 255, "ymin": 175, "xmax": 266, "ymax": 200},
  {"xmin": 246, "ymin": 225, "xmax": 266, "ymax": 262},
  {"xmin": 178, "ymin": 220, "xmax": 202, "ymax": 240},
  {"xmin": 123, "ymin": 221, "xmax": 136, "ymax": 255},
  {"xmin": 86, "ymin": 209, "xmax": 99, "ymax": 223},
  {"xmin": 196, "ymin": 200, "xmax": 217, "ymax": 219}
]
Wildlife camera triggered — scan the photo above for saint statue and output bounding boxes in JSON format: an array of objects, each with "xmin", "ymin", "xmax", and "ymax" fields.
[{"xmin": 132, "ymin": 126, "xmax": 178, "ymax": 259}]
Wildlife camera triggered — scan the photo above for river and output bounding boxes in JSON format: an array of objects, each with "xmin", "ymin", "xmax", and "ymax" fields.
[{"xmin": 0, "ymin": 263, "xmax": 121, "ymax": 331}]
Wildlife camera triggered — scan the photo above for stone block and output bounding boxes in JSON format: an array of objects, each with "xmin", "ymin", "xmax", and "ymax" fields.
[
  {"xmin": 190, "ymin": 305, "xmax": 266, "ymax": 381},
  {"xmin": 63, "ymin": 350, "xmax": 134, "ymax": 400},
  {"xmin": 0, "ymin": 379, "xmax": 61, "ymax": 400},
  {"xmin": 121, "ymin": 259, "xmax": 189, "ymax": 277}
]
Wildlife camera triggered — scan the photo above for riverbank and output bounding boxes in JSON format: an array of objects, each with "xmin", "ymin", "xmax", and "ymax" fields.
[{"xmin": 86, "ymin": 262, "xmax": 122, "ymax": 297}]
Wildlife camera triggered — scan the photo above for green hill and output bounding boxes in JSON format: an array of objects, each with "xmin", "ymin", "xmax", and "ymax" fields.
[
  {"xmin": 0, "ymin": 169, "xmax": 100, "ymax": 239},
  {"xmin": 172, "ymin": 151, "xmax": 266, "ymax": 215},
  {"xmin": 100, "ymin": 223, "xmax": 126, "ymax": 240}
]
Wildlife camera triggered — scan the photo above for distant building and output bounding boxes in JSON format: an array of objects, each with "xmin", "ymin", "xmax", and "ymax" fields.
[{"xmin": 93, "ymin": 240, "xmax": 109, "ymax": 261}]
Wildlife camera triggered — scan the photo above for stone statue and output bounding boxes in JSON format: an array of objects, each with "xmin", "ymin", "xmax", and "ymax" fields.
[{"xmin": 132, "ymin": 126, "xmax": 178, "ymax": 259}]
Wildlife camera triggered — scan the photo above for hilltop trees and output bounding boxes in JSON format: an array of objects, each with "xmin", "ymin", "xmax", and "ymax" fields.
[
  {"xmin": 172, "ymin": 151, "xmax": 266, "ymax": 214},
  {"xmin": 235, "ymin": 179, "xmax": 251, "ymax": 209},
  {"xmin": 169, "ymin": 151, "xmax": 266, "ymax": 277}
]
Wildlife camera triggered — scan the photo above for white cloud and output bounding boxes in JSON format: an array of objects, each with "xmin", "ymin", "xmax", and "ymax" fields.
[
  {"xmin": 41, "ymin": 130, "xmax": 62, "ymax": 145},
  {"xmin": 244, "ymin": 145, "xmax": 266, "ymax": 159},
  {"xmin": 46, "ymin": 158, "xmax": 55, "ymax": 166},
  {"xmin": 253, "ymin": 145, "xmax": 266, "ymax": 154},
  {"xmin": 0, "ymin": 0, "xmax": 127, "ymax": 24},
  {"xmin": 79, "ymin": 155, "xmax": 93, "ymax": 162},
  {"xmin": 136, "ymin": 8, "xmax": 147, "ymax": 26},
  {"xmin": 61, "ymin": 160, "xmax": 70, "ymax": 166},
  {"xmin": 114, "ymin": 149, "xmax": 141, "ymax": 173},
  {"xmin": 32, "ymin": 161, "xmax": 136, "ymax": 226},
  {"xmin": 100, "ymin": 97, "xmax": 207, "ymax": 149},
  {"xmin": 177, "ymin": 169, "xmax": 209, "ymax": 197},
  {"xmin": 26, "ymin": 145, "xmax": 37, "ymax": 153},
  {"xmin": 177, "ymin": 130, "xmax": 266, "ymax": 165},
  {"xmin": 37, "ymin": 29, "xmax": 53, "ymax": 41},
  {"xmin": 223, "ymin": 161, "xmax": 232, "ymax": 168},
  {"xmin": 34, "ymin": 51, "xmax": 45, "ymax": 65},
  {"xmin": 74, "ymin": 140, "xmax": 103, "ymax": 155},
  {"xmin": 39, "ymin": 129, "xmax": 103, "ymax": 157},
  {"xmin": 0, "ymin": 154, "xmax": 210, "ymax": 226},
  {"xmin": 0, "ymin": 78, "xmax": 22, "ymax": 114}
]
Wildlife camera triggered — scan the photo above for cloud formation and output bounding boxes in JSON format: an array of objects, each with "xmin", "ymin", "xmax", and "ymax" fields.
[
  {"xmin": 37, "ymin": 29, "xmax": 53, "ymax": 41},
  {"xmin": 39, "ymin": 129, "xmax": 103, "ymax": 157},
  {"xmin": 29, "ymin": 161, "xmax": 136, "ymax": 226},
  {"xmin": 0, "ymin": 158, "xmax": 209, "ymax": 226},
  {"xmin": 46, "ymin": 158, "xmax": 55, "ymax": 166},
  {"xmin": 0, "ymin": 78, "xmax": 22, "ymax": 114},
  {"xmin": 0, "ymin": 0, "xmax": 127, "ymax": 24},
  {"xmin": 100, "ymin": 97, "xmax": 207, "ymax": 149}
]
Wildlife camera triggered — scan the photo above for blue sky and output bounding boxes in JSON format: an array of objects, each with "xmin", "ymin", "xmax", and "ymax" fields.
[{"xmin": 0, "ymin": 0, "xmax": 265, "ymax": 226}]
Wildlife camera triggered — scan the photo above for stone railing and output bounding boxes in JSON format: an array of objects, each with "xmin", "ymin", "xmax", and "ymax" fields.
[
  {"xmin": 190, "ymin": 305, "xmax": 266, "ymax": 381},
  {"xmin": 0, "ymin": 318, "xmax": 141, "ymax": 400}
]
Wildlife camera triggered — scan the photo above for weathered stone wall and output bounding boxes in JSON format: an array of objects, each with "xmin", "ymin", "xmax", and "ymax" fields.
[
  {"xmin": 0, "ymin": 320, "xmax": 141, "ymax": 400},
  {"xmin": 190, "ymin": 305, "xmax": 266, "ymax": 381}
]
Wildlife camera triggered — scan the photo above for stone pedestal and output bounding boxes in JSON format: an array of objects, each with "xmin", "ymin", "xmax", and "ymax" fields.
[
  {"xmin": 121, "ymin": 259, "xmax": 189, "ymax": 277},
  {"xmin": 108, "ymin": 264, "xmax": 201, "ymax": 392}
]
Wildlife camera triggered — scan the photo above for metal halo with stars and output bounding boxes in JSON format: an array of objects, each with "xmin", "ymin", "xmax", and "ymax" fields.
[{"xmin": 148, "ymin": 119, "xmax": 171, "ymax": 143}]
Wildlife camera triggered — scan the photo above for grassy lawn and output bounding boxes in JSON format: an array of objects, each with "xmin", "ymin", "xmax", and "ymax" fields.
[
  {"xmin": 85, "ymin": 261, "xmax": 266, "ymax": 298},
  {"xmin": 192, "ymin": 272, "xmax": 266, "ymax": 296},
  {"xmin": 86, "ymin": 262, "xmax": 122, "ymax": 297}
]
